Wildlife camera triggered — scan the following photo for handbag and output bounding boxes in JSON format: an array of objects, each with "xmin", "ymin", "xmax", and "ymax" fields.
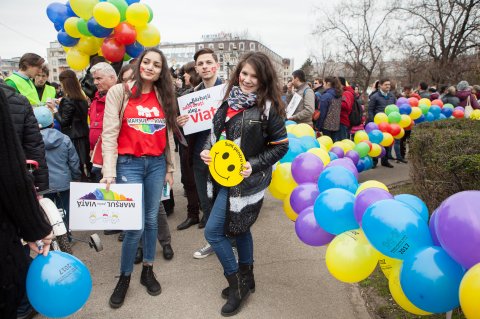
[
  {"xmin": 322, "ymin": 97, "xmax": 342, "ymax": 131},
  {"xmin": 465, "ymin": 95, "xmax": 473, "ymax": 118}
]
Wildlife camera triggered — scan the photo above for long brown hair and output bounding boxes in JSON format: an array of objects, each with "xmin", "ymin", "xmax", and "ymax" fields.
[
  {"xmin": 132, "ymin": 48, "xmax": 176, "ymax": 130},
  {"xmin": 324, "ymin": 76, "xmax": 343, "ymax": 98},
  {"xmin": 59, "ymin": 70, "xmax": 87, "ymax": 101},
  {"xmin": 224, "ymin": 52, "xmax": 285, "ymax": 117}
]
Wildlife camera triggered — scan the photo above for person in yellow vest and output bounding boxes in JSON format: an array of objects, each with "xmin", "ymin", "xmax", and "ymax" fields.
[
  {"xmin": 34, "ymin": 65, "xmax": 56, "ymax": 102},
  {"xmin": 5, "ymin": 53, "xmax": 45, "ymax": 106}
]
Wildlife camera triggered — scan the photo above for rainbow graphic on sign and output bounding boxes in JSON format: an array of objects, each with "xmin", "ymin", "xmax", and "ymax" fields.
[{"xmin": 79, "ymin": 188, "xmax": 133, "ymax": 201}]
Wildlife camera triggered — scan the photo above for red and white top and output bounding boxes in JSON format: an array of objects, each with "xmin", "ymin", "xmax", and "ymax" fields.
[{"xmin": 117, "ymin": 87, "xmax": 167, "ymax": 157}]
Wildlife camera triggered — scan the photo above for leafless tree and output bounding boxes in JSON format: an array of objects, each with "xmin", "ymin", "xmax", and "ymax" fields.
[
  {"xmin": 310, "ymin": 43, "xmax": 341, "ymax": 80},
  {"xmin": 313, "ymin": 0, "xmax": 395, "ymax": 93}
]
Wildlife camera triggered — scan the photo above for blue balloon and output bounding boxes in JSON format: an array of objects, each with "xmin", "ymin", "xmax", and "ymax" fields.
[
  {"xmin": 356, "ymin": 159, "xmax": 365, "ymax": 173},
  {"xmin": 57, "ymin": 31, "xmax": 79, "ymax": 47},
  {"xmin": 65, "ymin": 2, "xmax": 77, "ymax": 17},
  {"xmin": 438, "ymin": 113, "xmax": 447, "ymax": 120},
  {"xmin": 299, "ymin": 136, "xmax": 320, "ymax": 150},
  {"xmin": 54, "ymin": 21, "xmax": 63, "ymax": 31},
  {"xmin": 87, "ymin": 17, "xmax": 113, "ymax": 38},
  {"xmin": 400, "ymin": 246, "xmax": 465, "ymax": 313},
  {"xmin": 429, "ymin": 105, "xmax": 441, "ymax": 118},
  {"xmin": 280, "ymin": 137, "xmax": 305, "ymax": 163},
  {"xmin": 441, "ymin": 107, "xmax": 453, "ymax": 118},
  {"xmin": 46, "ymin": 3, "xmax": 68, "ymax": 24},
  {"xmin": 285, "ymin": 120, "xmax": 297, "ymax": 126},
  {"xmin": 27, "ymin": 251, "xmax": 92, "ymax": 318},
  {"xmin": 328, "ymin": 152, "xmax": 338, "ymax": 161},
  {"xmin": 394, "ymin": 194, "xmax": 429, "ymax": 221},
  {"xmin": 125, "ymin": 41, "xmax": 144, "ymax": 58},
  {"xmin": 314, "ymin": 188, "xmax": 358, "ymax": 235},
  {"xmin": 362, "ymin": 199, "xmax": 433, "ymax": 259},
  {"xmin": 362, "ymin": 156, "xmax": 373, "ymax": 170},
  {"xmin": 126, "ymin": 0, "xmax": 141, "ymax": 3},
  {"xmin": 368, "ymin": 129, "xmax": 383, "ymax": 144},
  {"xmin": 399, "ymin": 104, "xmax": 412, "ymax": 115},
  {"xmin": 414, "ymin": 114, "xmax": 425, "ymax": 124},
  {"xmin": 317, "ymin": 166, "xmax": 358, "ymax": 194},
  {"xmin": 425, "ymin": 112, "xmax": 435, "ymax": 122}
]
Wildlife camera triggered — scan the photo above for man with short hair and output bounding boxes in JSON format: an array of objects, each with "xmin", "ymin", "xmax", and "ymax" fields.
[
  {"xmin": 5, "ymin": 53, "xmax": 45, "ymax": 106},
  {"xmin": 368, "ymin": 78, "xmax": 395, "ymax": 168},
  {"xmin": 286, "ymin": 69, "xmax": 315, "ymax": 126},
  {"xmin": 313, "ymin": 77, "xmax": 324, "ymax": 95},
  {"xmin": 34, "ymin": 65, "xmax": 56, "ymax": 103},
  {"xmin": 417, "ymin": 82, "xmax": 430, "ymax": 99}
]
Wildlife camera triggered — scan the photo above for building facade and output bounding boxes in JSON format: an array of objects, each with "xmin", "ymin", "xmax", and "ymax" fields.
[
  {"xmin": 0, "ymin": 57, "xmax": 20, "ymax": 78},
  {"xmin": 46, "ymin": 41, "xmax": 70, "ymax": 83}
]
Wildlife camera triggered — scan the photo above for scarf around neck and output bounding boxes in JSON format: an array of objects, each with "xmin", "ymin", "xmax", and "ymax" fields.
[{"xmin": 227, "ymin": 86, "xmax": 257, "ymax": 111}]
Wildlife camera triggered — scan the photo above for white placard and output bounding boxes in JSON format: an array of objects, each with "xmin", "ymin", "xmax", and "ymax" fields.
[
  {"xmin": 178, "ymin": 84, "xmax": 227, "ymax": 135},
  {"xmin": 69, "ymin": 182, "xmax": 142, "ymax": 230},
  {"xmin": 286, "ymin": 92, "xmax": 302, "ymax": 118}
]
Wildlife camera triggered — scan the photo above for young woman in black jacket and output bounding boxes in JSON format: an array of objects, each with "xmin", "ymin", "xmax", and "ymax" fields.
[
  {"xmin": 200, "ymin": 52, "xmax": 288, "ymax": 316},
  {"xmin": 47, "ymin": 70, "xmax": 90, "ymax": 179}
]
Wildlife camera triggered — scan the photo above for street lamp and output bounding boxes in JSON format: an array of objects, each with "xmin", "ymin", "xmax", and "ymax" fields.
[{"xmin": 219, "ymin": 45, "xmax": 239, "ymax": 81}]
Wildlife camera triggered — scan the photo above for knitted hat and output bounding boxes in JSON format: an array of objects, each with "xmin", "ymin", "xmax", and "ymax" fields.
[
  {"xmin": 457, "ymin": 80, "xmax": 469, "ymax": 91},
  {"xmin": 33, "ymin": 106, "xmax": 53, "ymax": 129}
]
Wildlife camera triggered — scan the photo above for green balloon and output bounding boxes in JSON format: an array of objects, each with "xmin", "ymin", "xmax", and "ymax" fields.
[
  {"xmin": 77, "ymin": 19, "xmax": 92, "ymax": 37},
  {"xmin": 385, "ymin": 104, "xmax": 399, "ymax": 116},
  {"xmin": 443, "ymin": 103, "xmax": 454, "ymax": 110},
  {"xmin": 108, "ymin": 0, "xmax": 128, "ymax": 21},
  {"xmin": 355, "ymin": 142, "xmax": 370, "ymax": 158},
  {"xmin": 145, "ymin": 4, "xmax": 153, "ymax": 22},
  {"xmin": 419, "ymin": 104, "xmax": 430, "ymax": 115},
  {"xmin": 388, "ymin": 111, "xmax": 401, "ymax": 124},
  {"xmin": 123, "ymin": 53, "xmax": 131, "ymax": 61}
]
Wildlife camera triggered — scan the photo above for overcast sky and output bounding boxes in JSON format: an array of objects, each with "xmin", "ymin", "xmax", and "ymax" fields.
[{"xmin": 0, "ymin": 0, "xmax": 328, "ymax": 69}]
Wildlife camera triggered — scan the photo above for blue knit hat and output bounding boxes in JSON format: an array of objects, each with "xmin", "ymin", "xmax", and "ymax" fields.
[{"xmin": 34, "ymin": 106, "xmax": 53, "ymax": 129}]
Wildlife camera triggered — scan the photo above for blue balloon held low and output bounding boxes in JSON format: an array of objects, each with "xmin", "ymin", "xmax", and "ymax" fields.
[
  {"xmin": 394, "ymin": 194, "xmax": 429, "ymax": 221},
  {"xmin": 27, "ymin": 251, "xmax": 92, "ymax": 318},
  {"xmin": 57, "ymin": 31, "xmax": 79, "ymax": 47},
  {"xmin": 314, "ymin": 188, "xmax": 358, "ymax": 235},
  {"xmin": 425, "ymin": 112, "xmax": 435, "ymax": 122},
  {"xmin": 87, "ymin": 17, "xmax": 113, "ymax": 38},
  {"xmin": 400, "ymin": 246, "xmax": 465, "ymax": 313},
  {"xmin": 356, "ymin": 159, "xmax": 365, "ymax": 173},
  {"xmin": 415, "ymin": 114, "xmax": 425, "ymax": 124},
  {"xmin": 317, "ymin": 166, "xmax": 358, "ymax": 194},
  {"xmin": 429, "ymin": 105, "xmax": 441, "ymax": 118},
  {"xmin": 299, "ymin": 136, "xmax": 319, "ymax": 150},
  {"xmin": 399, "ymin": 104, "xmax": 412, "ymax": 115},
  {"xmin": 441, "ymin": 107, "xmax": 453, "ymax": 118},
  {"xmin": 368, "ymin": 130, "xmax": 383, "ymax": 144},
  {"xmin": 126, "ymin": 41, "xmax": 145, "ymax": 58},
  {"xmin": 280, "ymin": 137, "xmax": 305, "ymax": 163}
]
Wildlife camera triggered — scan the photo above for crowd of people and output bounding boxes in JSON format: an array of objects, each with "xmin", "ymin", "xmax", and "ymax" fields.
[{"xmin": 1, "ymin": 48, "xmax": 480, "ymax": 318}]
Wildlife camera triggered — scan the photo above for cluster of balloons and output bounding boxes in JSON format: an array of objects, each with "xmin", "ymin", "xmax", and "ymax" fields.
[{"xmin": 46, "ymin": 0, "xmax": 159, "ymax": 70}]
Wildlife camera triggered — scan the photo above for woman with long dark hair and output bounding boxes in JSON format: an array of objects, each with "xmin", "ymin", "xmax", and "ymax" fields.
[
  {"xmin": 101, "ymin": 48, "xmax": 176, "ymax": 308},
  {"xmin": 200, "ymin": 52, "xmax": 288, "ymax": 316},
  {"xmin": 316, "ymin": 76, "xmax": 343, "ymax": 140},
  {"xmin": 47, "ymin": 70, "xmax": 90, "ymax": 179}
]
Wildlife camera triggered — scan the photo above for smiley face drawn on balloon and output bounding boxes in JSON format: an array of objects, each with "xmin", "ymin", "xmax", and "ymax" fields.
[{"xmin": 209, "ymin": 140, "xmax": 246, "ymax": 187}]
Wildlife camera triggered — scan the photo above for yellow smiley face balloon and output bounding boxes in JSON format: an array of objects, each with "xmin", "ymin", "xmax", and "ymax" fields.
[{"xmin": 209, "ymin": 140, "xmax": 246, "ymax": 187}]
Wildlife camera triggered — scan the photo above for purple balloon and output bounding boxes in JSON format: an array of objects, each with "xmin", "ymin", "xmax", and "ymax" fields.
[
  {"xmin": 396, "ymin": 97, "xmax": 408, "ymax": 106},
  {"xmin": 379, "ymin": 146, "xmax": 386, "ymax": 158},
  {"xmin": 295, "ymin": 206, "xmax": 335, "ymax": 246},
  {"xmin": 429, "ymin": 209, "xmax": 440, "ymax": 246},
  {"xmin": 436, "ymin": 191, "xmax": 480, "ymax": 269},
  {"xmin": 365, "ymin": 122, "xmax": 379, "ymax": 133},
  {"xmin": 291, "ymin": 152, "xmax": 324, "ymax": 184},
  {"xmin": 354, "ymin": 188, "xmax": 393, "ymax": 225},
  {"xmin": 326, "ymin": 158, "xmax": 359, "ymax": 179},
  {"xmin": 290, "ymin": 183, "xmax": 320, "ymax": 214},
  {"xmin": 330, "ymin": 146, "xmax": 344, "ymax": 158},
  {"xmin": 345, "ymin": 150, "xmax": 360, "ymax": 165}
]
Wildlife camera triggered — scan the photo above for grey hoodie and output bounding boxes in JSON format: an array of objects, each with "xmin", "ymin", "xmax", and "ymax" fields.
[{"xmin": 41, "ymin": 128, "xmax": 81, "ymax": 192}]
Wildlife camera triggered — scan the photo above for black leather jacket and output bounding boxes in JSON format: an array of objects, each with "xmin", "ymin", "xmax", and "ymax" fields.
[{"xmin": 54, "ymin": 97, "xmax": 89, "ymax": 139}]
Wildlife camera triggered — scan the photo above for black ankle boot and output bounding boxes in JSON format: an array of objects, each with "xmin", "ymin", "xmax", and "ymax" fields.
[
  {"xmin": 109, "ymin": 274, "xmax": 131, "ymax": 309},
  {"xmin": 222, "ymin": 264, "xmax": 255, "ymax": 299},
  {"xmin": 140, "ymin": 265, "xmax": 162, "ymax": 296},
  {"xmin": 221, "ymin": 272, "xmax": 250, "ymax": 317}
]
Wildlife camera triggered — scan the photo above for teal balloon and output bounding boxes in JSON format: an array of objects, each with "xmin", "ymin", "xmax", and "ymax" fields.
[
  {"xmin": 394, "ymin": 194, "xmax": 429, "ymax": 221},
  {"xmin": 314, "ymin": 188, "xmax": 358, "ymax": 235},
  {"xmin": 299, "ymin": 136, "xmax": 320, "ymax": 150},
  {"xmin": 317, "ymin": 166, "xmax": 358, "ymax": 194}
]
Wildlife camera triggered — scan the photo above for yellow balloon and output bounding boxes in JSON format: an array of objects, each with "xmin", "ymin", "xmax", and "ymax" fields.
[
  {"xmin": 286, "ymin": 125, "xmax": 295, "ymax": 134},
  {"xmin": 62, "ymin": 46, "xmax": 70, "ymax": 53},
  {"xmin": 268, "ymin": 183, "xmax": 285, "ymax": 200},
  {"xmin": 378, "ymin": 254, "xmax": 402, "ymax": 279},
  {"xmin": 291, "ymin": 123, "xmax": 315, "ymax": 138},
  {"xmin": 126, "ymin": 3, "xmax": 150, "ymax": 27},
  {"xmin": 283, "ymin": 192, "xmax": 298, "ymax": 221},
  {"xmin": 64, "ymin": 17, "xmax": 82, "ymax": 38},
  {"xmin": 355, "ymin": 180, "xmax": 389, "ymax": 196},
  {"xmin": 394, "ymin": 128, "xmax": 405, "ymax": 139},
  {"xmin": 342, "ymin": 139, "xmax": 356, "ymax": 151},
  {"xmin": 374, "ymin": 113, "xmax": 389, "ymax": 125},
  {"xmin": 307, "ymin": 148, "xmax": 330, "ymax": 166},
  {"xmin": 380, "ymin": 132, "xmax": 394, "ymax": 147},
  {"xmin": 459, "ymin": 263, "xmax": 480, "ymax": 319},
  {"xmin": 368, "ymin": 143, "xmax": 381, "ymax": 157},
  {"xmin": 76, "ymin": 36, "xmax": 102, "ymax": 55},
  {"xmin": 317, "ymin": 135, "xmax": 333, "ymax": 150},
  {"xmin": 70, "ymin": 0, "xmax": 98, "ymax": 20},
  {"xmin": 419, "ymin": 98, "xmax": 431, "ymax": 107},
  {"xmin": 136, "ymin": 24, "xmax": 161, "ymax": 47},
  {"xmin": 399, "ymin": 114, "xmax": 412, "ymax": 128},
  {"xmin": 325, "ymin": 229, "xmax": 380, "ymax": 283},
  {"xmin": 471, "ymin": 109, "xmax": 480, "ymax": 120},
  {"xmin": 93, "ymin": 2, "xmax": 121, "ymax": 28},
  {"xmin": 66, "ymin": 49, "xmax": 89, "ymax": 71},
  {"xmin": 270, "ymin": 163, "xmax": 297, "ymax": 198},
  {"xmin": 410, "ymin": 107, "xmax": 422, "ymax": 120},
  {"xmin": 388, "ymin": 265, "xmax": 432, "ymax": 315},
  {"xmin": 354, "ymin": 131, "xmax": 369, "ymax": 144}
]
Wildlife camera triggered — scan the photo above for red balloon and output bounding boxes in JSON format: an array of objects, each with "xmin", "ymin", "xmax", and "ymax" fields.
[
  {"xmin": 378, "ymin": 122, "xmax": 392, "ymax": 133},
  {"xmin": 364, "ymin": 140, "xmax": 373, "ymax": 151},
  {"xmin": 431, "ymin": 99, "xmax": 444, "ymax": 108},
  {"xmin": 408, "ymin": 97, "xmax": 419, "ymax": 107},
  {"xmin": 390, "ymin": 124, "xmax": 401, "ymax": 136},
  {"xmin": 101, "ymin": 38, "xmax": 126, "ymax": 62},
  {"xmin": 114, "ymin": 22, "xmax": 137, "ymax": 45},
  {"xmin": 453, "ymin": 110, "xmax": 464, "ymax": 118}
]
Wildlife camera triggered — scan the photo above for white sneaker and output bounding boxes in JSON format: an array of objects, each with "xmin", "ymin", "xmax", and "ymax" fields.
[{"xmin": 193, "ymin": 243, "xmax": 215, "ymax": 259}]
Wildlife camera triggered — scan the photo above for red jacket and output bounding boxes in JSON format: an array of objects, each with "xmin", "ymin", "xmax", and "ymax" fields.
[
  {"xmin": 88, "ymin": 91, "xmax": 106, "ymax": 150},
  {"xmin": 341, "ymin": 86, "xmax": 354, "ymax": 127}
]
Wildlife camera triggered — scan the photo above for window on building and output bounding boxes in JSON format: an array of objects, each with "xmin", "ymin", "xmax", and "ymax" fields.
[
  {"xmin": 229, "ymin": 43, "xmax": 236, "ymax": 51},
  {"xmin": 208, "ymin": 43, "xmax": 214, "ymax": 49},
  {"xmin": 250, "ymin": 43, "xmax": 255, "ymax": 51},
  {"xmin": 218, "ymin": 43, "xmax": 224, "ymax": 50},
  {"xmin": 198, "ymin": 44, "xmax": 204, "ymax": 49},
  {"xmin": 239, "ymin": 42, "xmax": 245, "ymax": 51},
  {"xmin": 53, "ymin": 68, "xmax": 57, "ymax": 73}
]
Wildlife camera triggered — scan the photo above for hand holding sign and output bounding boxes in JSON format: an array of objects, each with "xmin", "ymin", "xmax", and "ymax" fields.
[{"xmin": 208, "ymin": 140, "xmax": 246, "ymax": 187}]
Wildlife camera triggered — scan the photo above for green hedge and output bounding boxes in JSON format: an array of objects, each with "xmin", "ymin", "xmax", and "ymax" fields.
[{"xmin": 409, "ymin": 119, "xmax": 480, "ymax": 212}]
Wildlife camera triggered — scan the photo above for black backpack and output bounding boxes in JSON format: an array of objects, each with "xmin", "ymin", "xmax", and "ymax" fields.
[{"xmin": 349, "ymin": 96, "xmax": 363, "ymax": 127}]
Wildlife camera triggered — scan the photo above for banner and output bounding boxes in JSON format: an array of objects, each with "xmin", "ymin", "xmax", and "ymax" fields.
[
  {"xmin": 286, "ymin": 92, "xmax": 302, "ymax": 118},
  {"xmin": 69, "ymin": 182, "xmax": 142, "ymax": 230},
  {"xmin": 177, "ymin": 84, "xmax": 227, "ymax": 135}
]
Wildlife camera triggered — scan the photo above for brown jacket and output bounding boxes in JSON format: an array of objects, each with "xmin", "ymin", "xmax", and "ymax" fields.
[{"xmin": 101, "ymin": 83, "xmax": 176, "ymax": 178}]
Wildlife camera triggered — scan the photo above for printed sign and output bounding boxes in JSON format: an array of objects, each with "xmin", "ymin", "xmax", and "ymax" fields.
[
  {"xmin": 286, "ymin": 92, "xmax": 302, "ymax": 118},
  {"xmin": 177, "ymin": 84, "xmax": 227, "ymax": 135},
  {"xmin": 69, "ymin": 182, "xmax": 142, "ymax": 230},
  {"xmin": 209, "ymin": 140, "xmax": 246, "ymax": 187}
]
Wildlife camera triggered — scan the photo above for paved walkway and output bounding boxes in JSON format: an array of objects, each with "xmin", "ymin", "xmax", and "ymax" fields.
[{"xmin": 39, "ymin": 159, "xmax": 410, "ymax": 319}]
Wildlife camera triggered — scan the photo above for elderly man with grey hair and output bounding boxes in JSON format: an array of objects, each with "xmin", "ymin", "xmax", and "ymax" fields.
[{"xmin": 456, "ymin": 80, "xmax": 480, "ymax": 110}]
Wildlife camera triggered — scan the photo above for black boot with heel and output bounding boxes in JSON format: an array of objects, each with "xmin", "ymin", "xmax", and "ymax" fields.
[
  {"xmin": 221, "ymin": 272, "xmax": 250, "ymax": 317},
  {"xmin": 222, "ymin": 264, "xmax": 255, "ymax": 299}
]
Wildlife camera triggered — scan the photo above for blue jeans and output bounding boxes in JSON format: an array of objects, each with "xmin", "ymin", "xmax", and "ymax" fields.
[
  {"xmin": 116, "ymin": 154, "xmax": 166, "ymax": 275},
  {"xmin": 205, "ymin": 188, "xmax": 254, "ymax": 275},
  {"xmin": 394, "ymin": 139, "xmax": 403, "ymax": 160}
]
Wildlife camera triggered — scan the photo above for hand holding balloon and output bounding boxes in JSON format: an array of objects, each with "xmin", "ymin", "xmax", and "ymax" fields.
[{"xmin": 28, "ymin": 231, "xmax": 53, "ymax": 256}]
